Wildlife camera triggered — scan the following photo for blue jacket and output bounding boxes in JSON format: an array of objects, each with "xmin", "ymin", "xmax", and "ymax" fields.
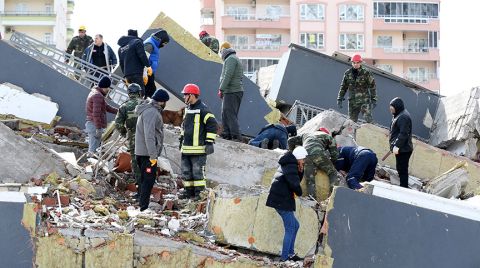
[
  {"xmin": 335, "ymin": 146, "xmax": 378, "ymax": 182},
  {"xmin": 82, "ymin": 43, "xmax": 117, "ymax": 72},
  {"xmin": 144, "ymin": 36, "xmax": 160, "ymax": 73},
  {"xmin": 249, "ymin": 124, "xmax": 288, "ymax": 149}
]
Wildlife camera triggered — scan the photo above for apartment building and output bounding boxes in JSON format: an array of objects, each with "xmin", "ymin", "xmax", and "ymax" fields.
[
  {"xmin": 200, "ymin": 0, "xmax": 440, "ymax": 91},
  {"xmin": 0, "ymin": 0, "xmax": 74, "ymax": 50}
]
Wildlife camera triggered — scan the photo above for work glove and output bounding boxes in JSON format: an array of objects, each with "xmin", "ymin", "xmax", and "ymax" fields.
[
  {"xmin": 143, "ymin": 68, "xmax": 149, "ymax": 85},
  {"xmin": 217, "ymin": 89, "xmax": 223, "ymax": 99},
  {"xmin": 337, "ymin": 99, "xmax": 343, "ymax": 109},
  {"xmin": 392, "ymin": 146, "xmax": 400, "ymax": 155},
  {"xmin": 149, "ymin": 159, "xmax": 157, "ymax": 167},
  {"xmin": 205, "ymin": 142, "xmax": 214, "ymax": 155},
  {"xmin": 94, "ymin": 128, "xmax": 103, "ymax": 139},
  {"xmin": 143, "ymin": 76, "xmax": 148, "ymax": 85},
  {"xmin": 146, "ymin": 67, "xmax": 153, "ymax": 76}
]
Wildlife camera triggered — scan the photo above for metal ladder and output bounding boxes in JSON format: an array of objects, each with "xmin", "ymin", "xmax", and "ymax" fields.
[{"xmin": 9, "ymin": 31, "xmax": 128, "ymax": 105}]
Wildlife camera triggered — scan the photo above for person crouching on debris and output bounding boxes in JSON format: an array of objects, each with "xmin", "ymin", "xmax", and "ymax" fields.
[
  {"xmin": 249, "ymin": 124, "xmax": 297, "ymax": 150},
  {"xmin": 266, "ymin": 146, "xmax": 307, "ymax": 262},
  {"xmin": 335, "ymin": 146, "xmax": 378, "ymax": 190},
  {"xmin": 85, "ymin": 76, "xmax": 118, "ymax": 155},
  {"xmin": 134, "ymin": 89, "xmax": 169, "ymax": 211},
  {"xmin": 179, "ymin": 84, "xmax": 218, "ymax": 200},
  {"xmin": 389, "ymin": 97, "xmax": 413, "ymax": 188}
]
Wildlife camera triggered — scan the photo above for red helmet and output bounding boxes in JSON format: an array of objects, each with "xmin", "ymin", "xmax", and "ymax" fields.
[
  {"xmin": 199, "ymin": 30, "xmax": 208, "ymax": 39},
  {"xmin": 318, "ymin": 127, "xmax": 330, "ymax": 134},
  {"xmin": 182, "ymin": 84, "xmax": 200, "ymax": 95},
  {"xmin": 351, "ymin": 54, "xmax": 362, "ymax": 62}
]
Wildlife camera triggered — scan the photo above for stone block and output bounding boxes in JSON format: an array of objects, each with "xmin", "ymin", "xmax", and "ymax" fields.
[
  {"xmin": 35, "ymin": 235, "xmax": 83, "ymax": 268},
  {"xmin": 84, "ymin": 234, "xmax": 133, "ymax": 268}
]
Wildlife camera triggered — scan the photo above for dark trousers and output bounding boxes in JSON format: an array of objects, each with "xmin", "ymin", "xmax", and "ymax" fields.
[
  {"xmin": 144, "ymin": 73, "xmax": 156, "ymax": 99},
  {"xmin": 395, "ymin": 151, "xmax": 412, "ymax": 188},
  {"xmin": 221, "ymin": 91, "xmax": 243, "ymax": 139},
  {"xmin": 136, "ymin": 155, "xmax": 157, "ymax": 210},
  {"xmin": 125, "ymin": 74, "xmax": 146, "ymax": 96},
  {"xmin": 276, "ymin": 209, "xmax": 299, "ymax": 261},
  {"xmin": 181, "ymin": 154, "xmax": 207, "ymax": 197}
]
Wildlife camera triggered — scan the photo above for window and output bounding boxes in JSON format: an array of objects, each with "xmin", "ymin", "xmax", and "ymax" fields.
[
  {"xmin": 226, "ymin": 35, "xmax": 249, "ymax": 49},
  {"xmin": 44, "ymin": 33, "xmax": 52, "ymax": 45},
  {"xmin": 15, "ymin": 3, "xmax": 27, "ymax": 13},
  {"xmin": 406, "ymin": 38, "xmax": 428, "ymax": 52},
  {"xmin": 339, "ymin": 33, "xmax": 364, "ymax": 50},
  {"xmin": 428, "ymin": 31, "xmax": 438, "ymax": 48},
  {"xmin": 377, "ymin": 36, "xmax": 392, "ymax": 48},
  {"xmin": 407, "ymin": 67, "xmax": 428, "ymax": 82},
  {"xmin": 240, "ymin": 58, "xmax": 279, "ymax": 77},
  {"xmin": 376, "ymin": 64, "xmax": 393, "ymax": 73},
  {"xmin": 300, "ymin": 4, "xmax": 325, "ymax": 20},
  {"xmin": 339, "ymin": 4, "xmax": 364, "ymax": 21},
  {"xmin": 256, "ymin": 34, "xmax": 282, "ymax": 47},
  {"xmin": 45, "ymin": 4, "xmax": 53, "ymax": 13},
  {"xmin": 374, "ymin": 2, "xmax": 439, "ymax": 19},
  {"xmin": 265, "ymin": 5, "xmax": 282, "ymax": 19},
  {"xmin": 226, "ymin": 6, "xmax": 250, "ymax": 20},
  {"xmin": 300, "ymin": 33, "xmax": 324, "ymax": 49},
  {"xmin": 201, "ymin": 11, "xmax": 214, "ymax": 25}
]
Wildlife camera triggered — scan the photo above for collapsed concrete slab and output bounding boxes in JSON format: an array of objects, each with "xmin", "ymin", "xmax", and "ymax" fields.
[
  {"xmin": 163, "ymin": 128, "xmax": 281, "ymax": 187},
  {"xmin": 425, "ymin": 161, "xmax": 469, "ymax": 199},
  {"xmin": 207, "ymin": 185, "xmax": 319, "ymax": 258},
  {"xmin": 430, "ymin": 87, "xmax": 480, "ymax": 159},
  {"xmin": 320, "ymin": 184, "xmax": 480, "ymax": 268},
  {"xmin": 257, "ymin": 64, "xmax": 277, "ymax": 98},
  {"xmin": 268, "ymin": 44, "xmax": 440, "ymax": 140},
  {"xmin": 0, "ymin": 123, "xmax": 66, "ymax": 182},
  {"xmin": 356, "ymin": 123, "xmax": 480, "ymax": 194}
]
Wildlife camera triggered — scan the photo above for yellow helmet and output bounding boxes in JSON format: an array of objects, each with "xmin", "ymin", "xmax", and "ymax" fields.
[{"xmin": 78, "ymin": 25, "xmax": 86, "ymax": 31}]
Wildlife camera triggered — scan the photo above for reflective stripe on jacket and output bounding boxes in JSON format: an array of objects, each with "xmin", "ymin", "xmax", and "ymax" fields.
[{"xmin": 181, "ymin": 100, "xmax": 218, "ymax": 155}]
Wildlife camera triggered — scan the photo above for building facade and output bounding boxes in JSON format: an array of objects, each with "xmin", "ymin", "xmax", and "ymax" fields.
[
  {"xmin": 200, "ymin": 0, "xmax": 440, "ymax": 91},
  {"xmin": 0, "ymin": 0, "xmax": 74, "ymax": 50}
]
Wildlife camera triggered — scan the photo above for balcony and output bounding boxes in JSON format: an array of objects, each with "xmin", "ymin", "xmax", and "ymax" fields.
[
  {"xmin": 373, "ymin": 17, "xmax": 439, "ymax": 31},
  {"xmin": 0, "ymin": 11, "xmax": 56, "ymax": 26},
  {"xmin": 222, "ymin": 14, "xmax": 290, "ymax": 29},
  {"xmin": 233, "ymin": 44, "xmax": 289, "ymax": 58},
  {"xmin": 373, "ymin": 47, "xmax": 439, "ymax": 61},
  {"xmin": 200, "ymin": 0, "xmax": 215, "ymax": 9},
  {"xmin": 404, "ymin": 73, "xmax": 440, "ymax": 91}
]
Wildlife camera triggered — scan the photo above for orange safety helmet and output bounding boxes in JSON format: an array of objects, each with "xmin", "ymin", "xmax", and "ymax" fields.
[
  {"xmin": 199, "ymin": 30, "xmax": 208, "ymax": 39},
  {"xmin": 182, "ymin": 83, "xmax": 201, "ymax": 95},
  {"xmin": 351, "ymin": 54, "xmax": 362, "ymax": 62}
]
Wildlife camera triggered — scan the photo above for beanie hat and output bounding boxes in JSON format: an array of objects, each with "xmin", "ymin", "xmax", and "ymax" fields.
[
  {"xmin": 128, "ymin": 29, "xmax": 138, "ymax": 37},
  {"xmin": 151, "ymin": 89, "xmax": 170, "ymax": 102},
  {"xmin": 286, "ymin": 125, "xmax": 297, "ymax": 137},
  {"xmin": 292, "ymin": 146, "xmax": 308, "ymax": 160},
  {"xmin": 153, "ymin": 29, "xmax": 170, "ymax": 44},
  {"xmin": 220, "ymin": 42, "xmax": 231, "ymax": 50},
  {"xmin": 98, "ymin": 76, "xmax": 111, "ymax": 88}
]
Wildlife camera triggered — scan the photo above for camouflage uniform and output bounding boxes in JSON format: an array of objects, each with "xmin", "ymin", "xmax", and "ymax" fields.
[
  {"xmin": 114, "ymin": 95, "xmax": 141, "ymax": 183},
  {"xmin": 288, "ymin": 132, "xmax": 339, "ymax": 199},
  {"xmin": 337, "ymin": 66, "xmax": 377, "ymax": 123},
  {"xmin": 66, "ymin": 35, "xmax": 94, "ymax": 58},
  {"xmin": 200, "ymin": 35, "xmax": 219, "ymax": 54}
]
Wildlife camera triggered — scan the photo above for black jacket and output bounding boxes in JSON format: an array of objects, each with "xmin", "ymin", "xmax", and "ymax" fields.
[
  {"xmin": 117, "ymin": 35, "xmax": 150, "ymax": 77},
  {"xmin": 389, "ymin": 97, "xmax": 413, "ymax": 153},
  {"xmin": 266, "ymin": 152, "xmax": 303, "ymax": 211}
]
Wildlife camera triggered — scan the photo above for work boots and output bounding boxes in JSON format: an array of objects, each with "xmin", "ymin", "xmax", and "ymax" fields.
[{"xmin": 260, "ymin": 138, "xmax": 269, "ymax": 149}]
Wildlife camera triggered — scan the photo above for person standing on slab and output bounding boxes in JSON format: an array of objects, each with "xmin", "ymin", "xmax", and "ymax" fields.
[
  {"xmin": 218, "ymin": 42, "xmax": 244, "ymax": 141},
  {"xmin": 389, "ymin": 97, "xmax": 413, "ymax": 188}
]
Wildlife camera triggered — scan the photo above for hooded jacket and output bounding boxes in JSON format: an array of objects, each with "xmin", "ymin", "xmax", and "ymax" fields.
[
  {"xmin": 144, "ymin": 31, "xmax": 169, "ymax": 73},
  {"xmin": 219, "ymin": 48, "xmax": 244, "ymax": 94},
  {"xmin": 83, "ymin": 42, "xmax": 117, "ymax": 71},
  {"xmin": 134, "ymin": 100, "xmax": 164, "ymax": 159},
  {"xmin": 389, "ymin": 97, "xmax": 413, "ymax": 153},
  {"xmin": 117, "ymin": 35, "xmax": 150, "ymax": 77},
  {"xmin": 266, "ymin": 152, "xmax": 303, "ymax": 211},
  {"xmin": 85, "ymin": 87, "xmax": 118, "ymax": 129}
]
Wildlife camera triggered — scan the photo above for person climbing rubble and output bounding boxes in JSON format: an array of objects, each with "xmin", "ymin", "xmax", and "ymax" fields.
[
  {"xmin": 144, "ymin": 29, "xmax": 170, "ymax": 98},
  {"xmin": 335, "ymin": 146, "xmax": 378, "ymax": 190},
  {"xmin": 248, "ymin": 123, "xmax": 297, "ymax": 150},
  {"xmin": 114, "ymin": 83, "xmax": 143, "ymax": 196},
  {"xmin": 134, "ymin": 88, "xmax": 169, "ymax": 211},
  {"xmin": 179, "ymin": 84, "xmax": 218, "ymax": 200},
  {"xmin": 66, "ymin": 25, "xmax": 93, "ymax": 61},
  {"xmin": 288, "ymin": 127, "xmax": 339, "ymax": 199},
  {"xmin": 199, "ymin": 30, "xmax": 219, "ymax": 54},
  {"xmin": 266, "ymin": 146, "xmax": 307, "ymax": 262}
]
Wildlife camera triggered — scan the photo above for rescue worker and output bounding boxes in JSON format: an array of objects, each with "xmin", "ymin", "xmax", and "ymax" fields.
[
  {"xmin": 335, "ymin": 146, "xmax": 378, "ymax": 190},
  {"xmin": 144, "ymin": 29, "xmax": 170, "ymax": 98},
  {"xmin": 66, "ymin": 25, "xmax": 93, "ymax": 60},
  {"xmin": 199, "ymin": 30, "xmax": 219, "ymax": 54},
  {"xmin": 249, "ymin": 124, "xmax": 297, "ymax": 150},
  {"xmin": 218, "ymin": 42, "xmax": 244, "ymax": 141},
  {"xmin": 83, "ymin": 34, "xmax": 117, "ymax": 74},
  {"xmin": 288, "ymin": 127, "xmax": 339, "ymax": 200},
  {"xmin": 117, "ymin": 30, "xmax": 151, "ymax": 95},
  {"xmin": 114, "ymin": 83, "xmax": 142, "ymax": 192},
  {"xmin": 179, "ymin": 84, "xmax": 218, "ymax": 200},
  {"xmin": 389, "ymin": 97, "xmax": 413, "ymax": 188},
  {"xmin": 337, "ymin": 54, "xmax": 377, "ymax": 123},
  {"xmin": 134, "ymin": 89, "xmax": 170, "ymax": 211}
]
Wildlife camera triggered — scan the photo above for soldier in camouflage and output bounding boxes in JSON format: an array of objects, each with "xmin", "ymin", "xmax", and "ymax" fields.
[
  {"xmin": 337, "ymin": 54, "xmax": 377, "ymax": 123},
  {"xmin": 115, "ymin": 83, "xmax": 142, "ymax": 187},
  {"xmin": 66, "ymin": 25, "xmax": 93, "ymax": 59},
  {"xmin": 287, "ymin": 128, "xmax": 339, "ymax": 200},
  {"xmin": 199, "ymin": 31, "xmax": 219, "ymax": 54}
]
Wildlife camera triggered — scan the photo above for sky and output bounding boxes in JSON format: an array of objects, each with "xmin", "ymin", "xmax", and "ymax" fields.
[{"xmin": 72, "ymin": 0, "xmax": 480, "ymax": 97}]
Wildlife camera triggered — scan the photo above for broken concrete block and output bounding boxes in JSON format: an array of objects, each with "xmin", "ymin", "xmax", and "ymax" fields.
[
  {"xmin": 377, "ymin": 166, "xmax": 423, "ymax": 191},
  {"xmin": 207, "ymin": 185, "xmax": 319, "ymax": 258},
  {"xmin": 36, "ymin": 235, "xmax": 83, "ymax": 267},
  {"xmin": 0, "ymin": 119, "xmax": 20, "ymax": 130},
  {"xmin": 298, "ymin": 110, "xmax": 359, "ymax": 147},
  {"xmin": 356, "ymin": 123, "xmax": 480, "ymax": 194},
  {"xmin": 425, "ymin": 161, "xmax": 469, "ymax": 198},
  {"xmin": 84, "ymin": 234, "xmax": 133, "ymax": 268},
  {"xmin": 0, "ymin": 123, "xmax": 66, "ymax": 183}
]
